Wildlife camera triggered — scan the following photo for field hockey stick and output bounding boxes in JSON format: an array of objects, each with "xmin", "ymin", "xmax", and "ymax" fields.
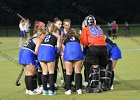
[
  {"xmin": 15, "ymin": 68, "xmax": 24, "ymax": 86},
  {"xmin": 59, "ymin": 55, "xmax": 65, "ymax": 84},
  {"xmin": 0, "ymin": 2, "xmax": 25, "ymax": 19},
  {"xmin": 17, "ymin": 13, "xmax": 25, "ymax": 19},
  {"xmin": 57, "ymin": 68, "xmax": 64, "ymax": 84}
]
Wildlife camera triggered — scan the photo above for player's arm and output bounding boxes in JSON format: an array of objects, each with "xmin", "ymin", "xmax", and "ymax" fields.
[
  {"xmin": 34, "ymin": 38, "xmax": 43, "ymax": 55},
  {"xmin": 80, "ymin": 28, "xmax": 88, "ymax": 45},
  {"xmin": 56, "ymin": 35, "xmax": 61, "ymax": 50}
]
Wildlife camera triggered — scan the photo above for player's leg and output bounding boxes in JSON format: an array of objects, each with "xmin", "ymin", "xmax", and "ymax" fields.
[
  {"xmin": 47, "ymin": 62, "xmax": 56, "ymax": 95},
  {"xmin": 40, "ymin": 61, "xmax": 49, "ymax": 95},
  {"xmin": 64, "ymin": 61, "xmax": 73, "ymax": 95},
  {"xmin": 110, "ymin": 45, "xmax": 122, "ymax": 89},
  {"xmin": 99, "ymin": 46, "xmax": 108, "ymax": 91},
  {"xmin": 86, "ymin": 46, "xmax": 102, "ymax": 93},
  {"xmin": 74, "ymin": 60, "xmax": 82, "ymax": 94},
  {"xmin": 19, "ymin": 37, "xmax": 23, "ymax": 48},
  {"xmin": 110, "ymin": 60, "xmax": 117, "ymax": 89},
  {"xmin": 24, "ymin": 64, "xmax": 40, "ymax": 95}
]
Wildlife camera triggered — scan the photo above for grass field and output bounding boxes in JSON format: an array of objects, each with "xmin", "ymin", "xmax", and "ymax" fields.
[{"xmin": 0, "ymin": 36, "xmax": 140, "ymax": 100}]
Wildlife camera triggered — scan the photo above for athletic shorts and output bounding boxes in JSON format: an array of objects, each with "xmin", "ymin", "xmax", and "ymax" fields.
[
  {"xmin": 18, "ymin": 48, "xmax": 36, "ymax": 66},
  {"xmin": 87, "ymin": 45, "xmax": 108, "ymax": 66},
  {"xmin": 64, "ymin": 42, "xmax": 83, "ymax": 61},
  {"xmin": 38, "ymin": 44, "xmax": 55, "ymax": 62},
  {"xmin": 110, "ymin": 46, "xmax": 122, "ymax": 60},
  {"xmin": 19, "ymin": 31, "xmax": 27, "ymax": 37}
]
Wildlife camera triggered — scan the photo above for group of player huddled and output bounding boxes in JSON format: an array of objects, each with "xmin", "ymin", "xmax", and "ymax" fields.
[{"xmin": 18, "ymin": 15, "xmax": 122, "ymax": 95}]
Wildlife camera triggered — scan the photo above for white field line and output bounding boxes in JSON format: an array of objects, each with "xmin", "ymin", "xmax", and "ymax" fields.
[
  {"xmin": 0, "ymin": 48, "xmax": 140, "ymax": 61},
  {"xmin": 121, "ymin": 48, "xmax": 140, "ymax": 52},
  {"xmin": 0, "ymin": 57, "xmax": 18, "ymax": 61}
]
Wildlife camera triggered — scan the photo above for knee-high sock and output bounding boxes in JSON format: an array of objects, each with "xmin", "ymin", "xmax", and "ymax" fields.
[
  {"xmin": 54, "ymin": 70, "xmax": 57, "ymax": 83},
  {"xmin": 111, "ymin": 71, "xmax": 114, "ymax": 86},
  {"xmin": 65, "ymin": 75, "xmax": 72, "ymax": 90},
  {"xmin": 41, "ymin": 75, "xmax": 48, "ymax": 90},
  {"xmin": 25, "ymin": 76, "xmax": 30, "ymax": 90},
  {"xmin": 49, "ymin": 74, "xmax": 54, "ymax": 91},
  {"xmin": 37, "ymin": 72, "xmax": 42, "ymax": 86},
  {"xmin": 28, "ymin": 76, "xmax": 34, "ymax": 91},
  {"xmin": 75, "ymin": 73, "xmax": 82, "ymax": 90}
]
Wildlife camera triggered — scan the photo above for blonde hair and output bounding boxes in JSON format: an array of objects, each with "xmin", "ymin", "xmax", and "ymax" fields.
[
  {"xmin": 63, "ymin": 19, "xmax": 71, "ymax": 24},
  {"xmin": 37, "ymin": 27, "xmax": 46, "ymax": 36},
  {"xmin": 52, "ymin": 25, "xmax": 59, "ymax": 33}
]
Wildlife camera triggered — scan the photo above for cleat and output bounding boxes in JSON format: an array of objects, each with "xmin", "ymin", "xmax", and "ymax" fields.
[
  {"xmin": 42, "ymin": 90, "xmax": 49, "ymax": 95},
  {"xmin": 36, "ymin": 86, "xmax": 43, "ymax": 94},
  {"xmin": 28, "ymin": 90, "xmax": 40, "ymax": 95},
  {"xmin": 77, "ymin": 89, "xmax": 82, "ymax": 94},
  {"xmin": 110, "ymin": 85, "xmax": 114, "ymax": 90},
  {"xmin": 65, "ymin": 90, "xmax": 71, "ymax": 95},
  {"xmin": 25, "ymin": 89, "xmax": 29, "ymax": 94},
  {"xmin": 48, "ymin": 90, "xmax": 56, "ymax": 95}
]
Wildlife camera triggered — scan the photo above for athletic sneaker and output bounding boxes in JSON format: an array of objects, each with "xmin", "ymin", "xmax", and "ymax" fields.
[
  {"xmin": 36, "ymin": 86, "xmax": 43, "ymax": 94},
  {"xmin": 65, "ymin": 90, "xmax": 71, "ymax": 95},
  {"xmin": 82, "ymin": 82, "xmax": 88, "ymax": 87},
  {"xmin": 77, "ymin": 89, "xmax": 82, "ymax": 94},
  {"xmin": 47, "ymin": 83, "xmax": 50, "ymax": 88},
  {"xmin": 48, "ymin": 90, "xmax": 56, "ymax": 95},
  {"xmin": 42, "ymin": 90, "xmax": 48, "ymax": 95},
  {"xmin": 110, "ymin": 85, "xmax": 114, "ymax": 90},
  {"xmin": 25, "ymin": 89, "xmax": 29, "ymax": 94},
  {"xmin": 37, "ymin": 85, "xmax": 43, "ymax": 90},
  {"xmin": 28, "ymin": 90, "xmax": 40, "ymax": 95}
]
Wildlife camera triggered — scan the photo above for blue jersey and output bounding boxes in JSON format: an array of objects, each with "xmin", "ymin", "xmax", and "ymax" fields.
[{"xmin": 63, "ymin": 36, "xmax": 83, "ymax": 61}]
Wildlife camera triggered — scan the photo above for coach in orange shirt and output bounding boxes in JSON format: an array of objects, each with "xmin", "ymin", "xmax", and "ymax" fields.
[{"xmin": 80, "ymin": 15, "xmax": 108, "ymax": 93}]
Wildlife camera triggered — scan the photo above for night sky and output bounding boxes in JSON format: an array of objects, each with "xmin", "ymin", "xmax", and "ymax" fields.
[{"xmin": 0, "ymin": 0, "xmax": 140, "ymax": 25}]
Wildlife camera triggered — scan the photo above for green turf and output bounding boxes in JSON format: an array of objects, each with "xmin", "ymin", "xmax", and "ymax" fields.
[{"xmin": 0, "ymin": 36, "xmax": 140, "ymax": 100}]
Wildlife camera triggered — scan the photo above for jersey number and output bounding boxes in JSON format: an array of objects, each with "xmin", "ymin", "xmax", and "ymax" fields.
[
  {"xmin": 44, "ymin": 35, "xmax": 51, "ymax": 42},
  {"xmin": 70, "ymin": 37, "xmax": 75, "ymax": 41},
  {"xmin": 90, "ymin": 26, "xmax": 103, "ymax": 36},
  {"xmin": 24, "ymin": 40, "xmax": 31, "ymax": 46}
]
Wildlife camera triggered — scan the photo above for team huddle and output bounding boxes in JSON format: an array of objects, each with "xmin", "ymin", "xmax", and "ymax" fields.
[{"xmin": 18, "ymin": 15, "xmax": 122, "ymax": 95}]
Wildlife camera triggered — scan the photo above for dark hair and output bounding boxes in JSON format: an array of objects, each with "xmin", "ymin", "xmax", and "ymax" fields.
[
  {"xmin": 47, "ymin": 21, "xmax": 54, "ymax": 27},
  {"xmin": 66, "ymin": 28, "xmax": 78, "ymax": 38},
  {"xmin": 46, "ymin": 22, "xmax": 54, "ymax": 32},
  {"xmin": 54, "ymin": 17, "xmax": 61, "ymax": 23}
]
